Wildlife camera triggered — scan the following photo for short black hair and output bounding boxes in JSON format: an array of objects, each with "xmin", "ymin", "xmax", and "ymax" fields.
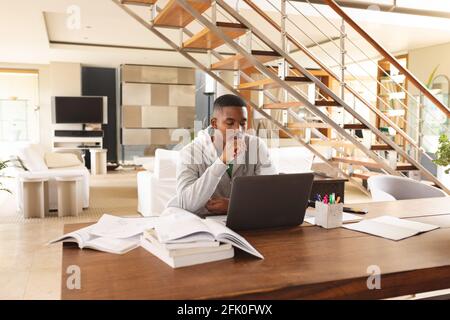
[{"xmin": 213, "ymin": 94, "xmax": 246, "ymax": 113}]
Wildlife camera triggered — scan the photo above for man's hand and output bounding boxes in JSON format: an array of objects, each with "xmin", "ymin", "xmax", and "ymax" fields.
[
  {"xmin": 205, "ymin": 197, "xmax": 229, "ymax": 215},
  {"xmin": 220, "ymin": 136, "xmax": 246, "ymax": 164}
]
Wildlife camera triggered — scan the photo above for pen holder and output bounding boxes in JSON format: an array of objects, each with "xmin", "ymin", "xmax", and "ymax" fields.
[{"xmin": 315, "ymin": 201, "xmax": 344, "ymax": 229}]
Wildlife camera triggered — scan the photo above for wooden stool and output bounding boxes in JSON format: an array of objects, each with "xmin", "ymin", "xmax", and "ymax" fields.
[
  {"xmin": 20, "ymin": 176, "xmax": 49, "ymax": 219},
  {"xmin": 90, "ymin": 149, "xmax": 107, "ymax": 175},
  {"xmin": 56, "ymin": 176, "xmax": 83, "ymax": 217}
]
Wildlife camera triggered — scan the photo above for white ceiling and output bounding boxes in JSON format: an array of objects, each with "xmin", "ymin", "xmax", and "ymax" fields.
[{"xmin": 0, "ymin": 0, "xmax": 449, "ymax": 68}]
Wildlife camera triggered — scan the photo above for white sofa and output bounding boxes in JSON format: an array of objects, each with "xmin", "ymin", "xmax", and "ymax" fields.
[
  {"xmin": 137, "ymin": 146, "xmax": 314, "ymax": 216},
  {"xmin": 14, "ymin": 144, "xmax": 90, "ymax": 211}
]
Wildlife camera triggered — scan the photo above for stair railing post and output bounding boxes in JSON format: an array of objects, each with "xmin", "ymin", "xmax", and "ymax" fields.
[
  {"xmin": 339, "ymin": 18, "xmax": 346, "ymax": 106},
  {"xmin": 149, "ymin": 4, "xmax": 156, "ymax": 23},
  {"xmin": 211, "ymin": 0, "xmax": 217, "ymax": 24},
  {"xmin": 280, "ymin": 0, "xmax": 289, "ymax": 126}
]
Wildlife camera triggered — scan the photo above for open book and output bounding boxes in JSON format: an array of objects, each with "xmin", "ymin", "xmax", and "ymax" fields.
[
  {"xmin": 156, "ymin": 207, "xmax": 263, "ymax": 259},
  {"xmin": 48, "ymin": 225, "xmax": 141, "ymax": 255},
  {"xmin": 343, "ymin": 215, "xmax": 439, "ymax": 241}
]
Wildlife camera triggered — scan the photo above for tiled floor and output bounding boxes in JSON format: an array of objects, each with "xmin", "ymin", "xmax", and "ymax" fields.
[{"xmin": 0, "ymin": 171, "xmax": 372, "ymax": 300}]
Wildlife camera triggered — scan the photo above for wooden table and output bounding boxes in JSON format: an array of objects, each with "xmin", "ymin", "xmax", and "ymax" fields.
[{"xmin": 61, "ymin": 197, "xmax": 450, "ymax": 299}]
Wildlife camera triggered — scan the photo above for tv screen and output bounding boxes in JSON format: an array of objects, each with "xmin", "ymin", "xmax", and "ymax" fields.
[{"xmin": 52, "ymin": 96, "xmax": 106, "ymax": 124}]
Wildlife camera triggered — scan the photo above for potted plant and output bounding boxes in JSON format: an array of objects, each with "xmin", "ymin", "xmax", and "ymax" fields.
[
  {"xmin": 0, "ymin": 158, "xmax": 28, "ymax": 194},
  {"xmin": 433, "ymin": 134, "xmax": 450, "ymax": 188}
]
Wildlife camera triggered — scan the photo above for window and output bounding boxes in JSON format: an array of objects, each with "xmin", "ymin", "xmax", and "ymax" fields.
[{"xmin": 0, "ymin": 70, "xmax": 39, "ymax": 143}]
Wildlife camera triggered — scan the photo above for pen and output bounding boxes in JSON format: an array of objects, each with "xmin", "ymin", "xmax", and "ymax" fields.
[
  {"xmin": 343, "ymin": 207, "xmax": 368, "ymax": 215},
  {"xmin": 336, "ymin": 196, "xmax": 341, "ymax": 204}
]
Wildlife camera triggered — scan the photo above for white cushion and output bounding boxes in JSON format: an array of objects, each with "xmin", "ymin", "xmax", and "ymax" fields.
[
  {"xmin": 44, "ymin": 152, "xmax": 82, "ymax": 168},
  {"xmin": 154, "ymin": 149, "xmax": 179, "ymax": 180},
  {"xmin": 17, "ymin": 144, "xmax": 48, "ymax": 172},
  {"xmin": 137, "ymin": 171, "xmax": 176, "ymax": 216}
]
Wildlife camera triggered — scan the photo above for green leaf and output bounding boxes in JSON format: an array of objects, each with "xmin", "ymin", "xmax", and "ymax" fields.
[
  {"xmin": 426, "ymin": 65, "xmax": 440, "ymax": 89},
  {"xmin": 433, "ymin": 134, "xmax": 450, "ymax": 170},
  {"xmin": 0, "ymin": 188, "xmax": 12, "ymax": 194}
]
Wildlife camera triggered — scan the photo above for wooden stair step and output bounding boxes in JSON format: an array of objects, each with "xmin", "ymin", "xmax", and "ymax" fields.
[
  {"xmin": 315, "ymin": 100, "xmax": 340, "ymax": 107},
  {"xmin": 287, "ymin": 122, "xmax": 330, "ymax": 129},
  {"xmin": 310, "ymin": 138, "xmax": 355, "ymax": 149},
  {"xmin": 238, "ymin": 76, "xmax": 311, "ymax": 90},
  {"xmin": 154, "ymin": 0, "xmax": 211, "ymax": 28},
  {"xmin": 351, "ymin": 171, "xmax": 382, "ymax": 180},
  {"xmin": 343, "ymin": 123, "xmax": 368, "ymax": 130},
  {"xmin": 332, "ymin": 156, "xmax": 416, "ymax": 171},
  {"xmin": 263, "ymin": 100, "xmax": 341, "ymax": 109},
  {"xmin": 183, "ymin": 22, "xmax": 247, "ymax": 50},
  {"xmin": 263, "ymin": 102, "xmax": 303, "ymax": 109},
  {"xmin": 370, "ymin": 143, "xmax": 394, "ymax": 151},
  {"xmin": 396, "ymin": 163, "xmax": 417, "ymax": 171},
  {"xmin": 121, "ymin": 0, "xmax": 157, "ymax": 6},
  {"xmin": 211, "ymin": 50, "xmax": 280, "ymax": 71}
]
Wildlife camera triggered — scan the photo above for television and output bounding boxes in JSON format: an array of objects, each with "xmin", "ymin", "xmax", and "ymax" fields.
[{"xmin": 52, "ymin": 96, "xmax": 108, "ymax": 124}]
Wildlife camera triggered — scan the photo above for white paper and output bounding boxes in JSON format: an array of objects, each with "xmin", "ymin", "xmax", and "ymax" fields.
[
  {"xmin": 85, "ymin": 235, "xmax": 141, "ymax": 254},
  {"xmin": 304, "ymin": 212, "xmax": 362, "ymax": 225},
  {"xmin": 372, "ymin": 216, "xmax": 439, "ymax": 232},
  {"xmin": 205, "ymin": 215, "xmax": 227, "ymax": 224},
  {"xmin": 155, "ymin": 209, "xmax": 213, "ymax": 243},
  {"xmin": 343, "ymin": 215, "xmax": 439, "ymax": 241},
  {"xmin": 89, "ymin": 214, "xmax": 157, "ymax": 239}
]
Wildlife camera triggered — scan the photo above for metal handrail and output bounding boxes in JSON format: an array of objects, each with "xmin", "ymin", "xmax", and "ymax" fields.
[
  {"xmin": 283, "ymin": 0, "xmax": 444, "ymax": 130},
  {"xmin": 247, "ymin": 0, "xmax": 440, "ymax": 162},
  {"xmin": 239, "ymin": 0, "xmax": 448, "ymax": 181},
  {"xmin": 321, "ymin": 0, "xmax": 450, "ymax": 117},
  {"xmin": 211, "ymin": 0, "xmax": 401, "ymax": 175},
  {"xmin": 112, "ymin": 0, "xmax": 371, "ymax": 195},
  {"xmin": 294, "ymin": 0, "xmax": 445, "ymax": 127}
]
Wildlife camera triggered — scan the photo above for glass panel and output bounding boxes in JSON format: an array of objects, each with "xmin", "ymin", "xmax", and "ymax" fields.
[{"xmin": 0, "ymin": 99, "xmax": 29, "ymax": 142}]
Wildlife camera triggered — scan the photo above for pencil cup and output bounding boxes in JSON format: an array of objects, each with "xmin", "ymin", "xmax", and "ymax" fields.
[{"xmin": 315, "ymin": 201, "xmax": 344, "ymax": 229}]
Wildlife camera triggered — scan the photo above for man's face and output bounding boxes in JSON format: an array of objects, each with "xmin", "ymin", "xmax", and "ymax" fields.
[{"xmin": 211, "ymin": 106, "xmax": 248, "ymax": 143}]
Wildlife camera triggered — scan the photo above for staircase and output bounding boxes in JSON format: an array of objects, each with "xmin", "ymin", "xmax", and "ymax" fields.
[{"xmin": 113, "ymin": 0, "xmax": 450, "ymax": 194}]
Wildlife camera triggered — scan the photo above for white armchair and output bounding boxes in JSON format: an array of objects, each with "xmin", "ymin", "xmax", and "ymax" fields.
[
  {"xmin": 137, "ymin": 149, "xmax": 179, "ymax": 216},
  {"xmin": 136, "ymin": 146, "xmax": 314, "ymax": 216},
  {"xmin": 367, "ymin": 175, "xmax": 447, "ymax": 202},
  {"xmin": 14, "ymin": 144, "xmax": 90, "ymax": 211}
]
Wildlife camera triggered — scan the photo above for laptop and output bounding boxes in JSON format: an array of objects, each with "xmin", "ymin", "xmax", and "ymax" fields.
[{"xmin": 225, "ymin": 173, "xmax": 314, "ymax": 231}]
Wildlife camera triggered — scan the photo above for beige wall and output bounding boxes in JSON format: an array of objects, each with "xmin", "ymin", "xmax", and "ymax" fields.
[
  {"xmin": 409, "ymin": 42, "xmax": 450, "ymax": 87},
  {"xmin": 0, "ymin": 61, "xmax": 81, "ymax": 153},
  {"xmin": 408, "ymin": 42, "xmax": 450, "ymax": 147}
]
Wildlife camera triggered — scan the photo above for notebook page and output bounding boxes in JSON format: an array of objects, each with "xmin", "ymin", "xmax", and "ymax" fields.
[
  {"xmin": 90, "ymin": 214, "xmax": 157, "ymax": 239},
  {"xmin": 154, "ymin": 210, "xmax": 214, "ymax": 243},
  {"xmin": 372, "ymin": 216, "xmax": 439, "ymax": 233},
  {"xmin": 85, "ymin": 235, "xmax": 141, "ymax": 254},
  {"xmin": 204, "ymin": 219, "xmax": 264, "ymax": 259},
  {"xmin": 48, "ymin": 225, "xmax": 95, "ymax": 247},
  {"xmin": 343, "ymin": 220, "xmax": 419, "ymax": 241}
]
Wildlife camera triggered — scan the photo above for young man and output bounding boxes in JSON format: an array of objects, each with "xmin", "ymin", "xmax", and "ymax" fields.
[{"xmin": 166, "ymin": 94, "xmax": 277, "ymax": 217}]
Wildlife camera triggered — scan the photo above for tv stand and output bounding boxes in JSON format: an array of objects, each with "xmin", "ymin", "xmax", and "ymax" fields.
[{"xmin": 52, "ymin": 130, "xmax": 103, "ymax": 151}]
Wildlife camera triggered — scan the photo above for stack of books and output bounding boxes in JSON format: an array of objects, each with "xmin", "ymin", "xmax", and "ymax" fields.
[
  {"xmin": 140, "ymin": 207, "xmax": 263, "ymax": 268},
  {"xmin": 141, "ymin": 230, "xmax": 234, "ymax": 268}
]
